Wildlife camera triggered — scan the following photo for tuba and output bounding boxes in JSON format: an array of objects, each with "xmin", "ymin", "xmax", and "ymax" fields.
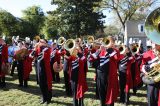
[
  {"xmin": 118, "ymin": 44, "xmax": 126, "ymax": 54},
  {"xmin": 57, "ymin": 37, "xmax": 66, "ymax": 45},
  {"xmin": 34, "ymin": 35, "xmax": 41, "ymax": 42},
  {"xmin": 64, "ymin": 39, "xmax": 77, "ymax": 56},
  {"xmin": 142, "ymin": 7, "xmax": 160, "ymax": 84},
  {"xmin": 130, "ymin": 43, "xmax": 140, "ymax": 55},
  {"xmin": 87, "ymin": 36, "xmax": 94, "ymax": 44},
  {"xmin": 102, "ymin": 36, "xmax": 113, "ymax": 48}
]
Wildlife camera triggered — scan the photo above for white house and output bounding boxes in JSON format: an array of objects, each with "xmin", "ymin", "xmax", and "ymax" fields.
[{"xmin": 124, "ymin": 20, "xmax": 148, "ymax": 50}]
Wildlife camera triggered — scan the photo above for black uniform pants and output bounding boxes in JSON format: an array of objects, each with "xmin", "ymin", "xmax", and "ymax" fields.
[
  {"xmin": 95, "ymin": 69, "xmax": 99, "ymax": 99},
  {"xmin": 119, "ymin": 71, "xmax": 129, "ymax": 103},
  {"xmin": 64, "ymin": 71, "xmax": 72, "ymax": 96},
  {"xmin": 147, "ymin": 85, "xmax": 159, "ymax": 106},
  {"xmin": 0, "ymin": 56, "xmax": 5, "ymax": 87},
  {"xmin": 71, "ymin": 81, "xmax": 84, "ymax": 106},
  {"xmin": 10, "ymin": 60, "xmax": 17, "ymax": 76},
  {"xmin": 34, "ymin": 59, "xmax": 39, "ymax": 84},
  {"xmin": 97, "ymin": 77, "xmax": 107, "ymax": 106},
  {"xmin": 17, "ymin": 61, "xmax": 28, "ymax": 87},
  {"xmin": 0, "ymin": 76, "xmax": 6, "ymax": 87},
  {"xmin": 38, "ymin": 60, "xmax": 52, "ymax": 102}
]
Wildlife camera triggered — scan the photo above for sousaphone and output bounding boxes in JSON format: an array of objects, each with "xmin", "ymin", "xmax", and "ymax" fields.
[{"xmin": 143, "ymin": 7, "xmax": 160, "ymax": 84}]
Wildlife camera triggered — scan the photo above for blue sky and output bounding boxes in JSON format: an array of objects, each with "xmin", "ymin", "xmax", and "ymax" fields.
[
  {"xmin": 0, "ymin": 0, "xmax": 160, "ymax": 25},
  {"xmin": 0, "ymin": 0, "xmax": 113, "ymax": 25}
]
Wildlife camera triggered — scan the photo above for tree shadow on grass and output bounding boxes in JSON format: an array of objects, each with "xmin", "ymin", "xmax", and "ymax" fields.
[
  {"xmin": 51, "ymin": 100, "xmax": 72, "ymax": 106},
  {"xmin": 129, "ymin": 101, "xmax": 147, "ymax": 106},
  {"xmin": 0, "ymin": 81, "xmax": 66, "ymax": 98}
]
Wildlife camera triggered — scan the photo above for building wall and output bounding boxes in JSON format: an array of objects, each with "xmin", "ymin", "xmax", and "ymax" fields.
[{"xmin": 125, "ymin": 20, "xmax": 147, "ymax": 50}]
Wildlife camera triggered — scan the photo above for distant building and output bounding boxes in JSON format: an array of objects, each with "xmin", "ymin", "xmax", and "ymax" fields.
[{"xmin": 124, "ymin": 20, "xmax": 148, "ymax": 50}]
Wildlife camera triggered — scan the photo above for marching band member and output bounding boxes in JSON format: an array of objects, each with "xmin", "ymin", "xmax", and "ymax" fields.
[
  {"xmin": 10, "ymin": 41, "xmax": 18, "ymax": 76},
  {"xmin": 105, "ymin": 36, "xmax": 120, "ymax": 106},
  {"xmin": 63, "ymin": 50, "xmax": 72, "ymax": 96},
  {"xmin": 140, "ymin": 41, "xmax": 160, "ymax": 106},
  {"xmin": 0, "ymin": 38, "xmax": 8, "ymax": 87},
  {"xmin": 31, "ymin": 39, "xmax": 52, "ymax": 104},
  {"xmin": 89, "ymin": 43, "xmax": 100, "ymax": 99},
  {"xmin": 66, "ymin": 45, "xmax": 88, "ymax": 106},
  {"xmin": 15, "ymin": 41, "xmax": 33, "ymax": 87},
  {"xmin": 118, "ymin": 46, "xmax": 134, "ymax": 105},
  {"xmin": 90, "ymin": 43, "xmax": 109, "ymax": 106},
  {"xmin": 50, "ymin": 42, "xmax": 59, "ymax": 82},
  {"xmin": 91, "ymin": 36, "xmax": 120, "ymax": 106},
  {"xmin": 51, "ymin": 44, "xmax": 65, "ymax": 83},
  {"xmin": 130, "ymin": 43, "xmax": 143, "ymax": 95}
]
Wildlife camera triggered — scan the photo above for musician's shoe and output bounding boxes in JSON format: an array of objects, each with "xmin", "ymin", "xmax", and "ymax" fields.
[
  {"xmin": 23, "ymin": 85, "xmax": 28, "ymax": 88},
  {"xmin": 1, "ymin": 82, "xmax": 6, "ymax": 88},
  {"xmin": 18, "ymin": 84, "xmax": 23, "ymax": 87},
  {"xmin": 46, "ymin": 100, "xmax": 51, "ymax": 104},
  {"xmin": 40, "ymin": 101, "xmax": 46, "ymax": 104}
]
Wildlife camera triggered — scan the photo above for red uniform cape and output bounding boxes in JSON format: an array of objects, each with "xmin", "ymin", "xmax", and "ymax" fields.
[
  {"xmin": 23, "ymin": 49, "xmax": 34, "ymax": 80},
  {"xmin": 54, "ymin": 49, "xmax": 66, "ymax": 64},
  {"xmin": 140, "ymin": 50, "xmax": 155, "ymax": 72},
  {"xmin": 83, "ymin": 47, "xmax": 89, "ymax": 58},
  {"xmin": 89, "ymin": 48, "xmax": 97, "ymax": 63},
  {"xmin": 0, "ymin": 44, "xmax": 8, "ymax": 77},
  {"xmin": 67, "ymin": 55, "xmax": 77, "ymax": 82},
  {"xmin": 105, "ymin": 48, "xmax": 120, "ymax": 104},
  {"xmin": 91, "ymin": 48, "xmax": 96, "ymax": 54},
  {"xmin": 133, "ymin": 58, "xmax": 142, "ymax": 87},
  {"xmin": 37, "ymin": 47, "xmax": 52, "ymax": 90},
  {"xmin": 76, "ymin": 56, "xmax": 88, "ymax": 99},
  {"xmin": 125, "ymin": 56, "xmax": 134, "ymax": 93},
  {"xmin": 158, "ymin": 91, "xmax": 160, "ymax": 106}
]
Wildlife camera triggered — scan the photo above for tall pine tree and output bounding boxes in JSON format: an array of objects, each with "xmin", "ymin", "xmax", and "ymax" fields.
[{"xmin": 50, "ymin": 0, "xmax": 105, "ymax": 38}]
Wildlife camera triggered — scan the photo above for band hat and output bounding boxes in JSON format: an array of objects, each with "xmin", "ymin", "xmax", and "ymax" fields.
[
  {"xmin": 146, "ymin": 40, "xmax": 152, "ymax": 47},
  {"xmin": 129, "ymin": 38, "xmax": 132, "ymax": 44},
  {"xmin": 25, "ymin": 37, "xmax": 30, "ymax": 43}
]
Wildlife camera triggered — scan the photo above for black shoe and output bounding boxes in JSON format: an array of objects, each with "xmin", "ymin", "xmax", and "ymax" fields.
[
  {"xmin": 0, "ymin": 83, "xmax": 6, "ymax": 88},
  {"xmin": 18, "ymin": 84, "xmax": 23, "ymax": 87},
  {"xmin": 1, "ymin": 82, "xmax": 6, "ymax": 88},
  {"xmin": 119, "ymin": 99, "xmax": 125, "ymax": 103},
  {"xmin": 46, "ymin": 101, "xmax": 51, "ymax": 104},
  {"xmin": 24, "ymin": 84, "xmax": 28, "ymax": 88},
  {"xmin": 40, "ymin": 101, "xmax": 46, "ymax": 104}
]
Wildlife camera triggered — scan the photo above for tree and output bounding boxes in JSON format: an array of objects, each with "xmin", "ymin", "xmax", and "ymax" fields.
[
  {"xmin": 50, "ymin": 0, "xmax": 105, "ymax": 38},
  {"xmin": 0, "ymin": 9, "xmax": 18, "ymax": 36},
  {"xmin": 104, "ymin": 25, "xmax": 119, "ymax": 36},
  {"xmin": 103, "ymin": 0, "xmax": 158, "ymax": 30},
  {"xmin": 130, "ymin": 13, "xmax": 147, "ymax": 21},
  {"xmin": 41, "ymin": 15, "xmax": 58, "ymax": 39},
  {"xmin": 22, "ymin": 6, "xmax": 45, "ymax": 37}
]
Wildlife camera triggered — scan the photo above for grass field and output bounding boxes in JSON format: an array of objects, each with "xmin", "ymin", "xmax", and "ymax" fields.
[{"xmin": 0, "ymin": 68, "xmax": 147, "ymax": 106}]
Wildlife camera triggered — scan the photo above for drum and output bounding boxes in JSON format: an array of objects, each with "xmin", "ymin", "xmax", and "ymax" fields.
[{"xmin": 53, "ymin": 62, "xmax": 63, "ymax": 73}]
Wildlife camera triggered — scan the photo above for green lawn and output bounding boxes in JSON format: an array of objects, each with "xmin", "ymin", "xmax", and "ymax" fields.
[{"xmin": 0, "ymin": 68, "xmax": 147, "ymax": 106}]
